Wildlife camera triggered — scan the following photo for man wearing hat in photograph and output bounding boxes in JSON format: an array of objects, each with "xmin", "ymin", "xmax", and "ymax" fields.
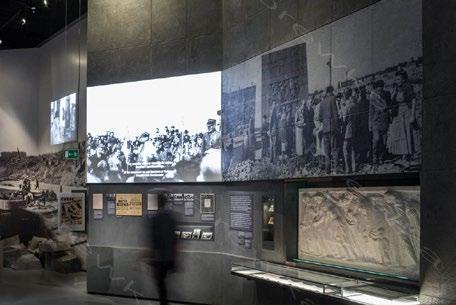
[
  {"xmin": 203, "ymin": 119, "xmax": 220, "ymax": 152},
  {"xmin": 369, "ymin": 79, "xmax": 392, "ymax": 167}
]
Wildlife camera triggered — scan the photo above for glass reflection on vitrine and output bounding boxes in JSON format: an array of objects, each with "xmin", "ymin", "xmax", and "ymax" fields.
[{"xmin": 262, "ymin": 195, "xmax": 275, "ymax": 249}]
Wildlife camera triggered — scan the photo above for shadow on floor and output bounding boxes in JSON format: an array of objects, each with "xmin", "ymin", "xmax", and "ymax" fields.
[{"xmin": 0, "ymin": 269, "xmax": 166, "ymax": 305}]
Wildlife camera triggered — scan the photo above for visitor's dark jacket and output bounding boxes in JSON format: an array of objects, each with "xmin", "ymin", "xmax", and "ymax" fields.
[{"xmin": 151, "ymin": 209, "xmax": 177, "ymax": 263}]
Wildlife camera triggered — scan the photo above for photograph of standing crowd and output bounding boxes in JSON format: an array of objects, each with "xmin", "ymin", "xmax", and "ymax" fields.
[
  {"xmin": 50, "ymin": 93, "xmax": 77, "ymax": 145},
  {"xmin": 223, "ymin": 58, "xmax": 422, "ymax": 181},
  {"xmin": 87, "ymin": 118, "xmax": 221, "ymax": 183}
]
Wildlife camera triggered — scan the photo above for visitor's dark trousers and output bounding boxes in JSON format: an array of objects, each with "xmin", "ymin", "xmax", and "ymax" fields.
[
  {"xmin": 372, "ymin": 129, "xmax": 387, "ymax": 165},
  {"xmin": 154, "ymin": 261, "xmax": 174, "ymax": 305}
]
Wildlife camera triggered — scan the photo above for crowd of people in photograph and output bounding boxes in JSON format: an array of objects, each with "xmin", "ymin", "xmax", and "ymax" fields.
[
  {"xmin": 87, "ymin": 119, "xmax": 221, "ymax": 182},
  {"xmin": 224, "ymin": 59, "xmax": 422, "ymax": 180}
]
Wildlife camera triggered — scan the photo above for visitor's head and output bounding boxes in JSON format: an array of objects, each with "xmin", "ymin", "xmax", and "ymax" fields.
[{"xmin": 157, "ymin": 192, "xmax": 168, "ymax": 209}]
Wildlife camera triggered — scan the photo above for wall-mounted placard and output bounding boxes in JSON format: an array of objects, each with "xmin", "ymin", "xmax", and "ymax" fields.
[
  {"xmin": 94, "ymin": 209, "xmax": 103, "ymax": 220},
  {"xmin": 184, "ymin": 201, "xmax": 194, "ymax": 216},
  {"xmin": 200, "ymin": 193, "xmax": 216, "ymax": 214},
  {"xmin": 230, "ymin": 194, "xmax": 253, "ymax": 232},
  {"xmin": 92, "ymin": 193, "xmax": 103, "ymax": 210},
  {"xmin": 116, "ymin": 193, "xmax": 143, "ymax": 216},
  {"xmin": 106, "ymin": 193, "xmax": 116, "ymax": 215},
  {"xmin": 147, "ymin": 193, "xmax": 158, "ymax": 211}
]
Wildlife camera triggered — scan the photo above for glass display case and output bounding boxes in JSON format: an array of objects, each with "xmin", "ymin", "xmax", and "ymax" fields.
[
  {"xmin": 262, "ymin": 195, "xmax": 275, "ymax": 249},
  {"xmin": 231, "ymin": 261, "xmax": 419, "ymax": 305}
]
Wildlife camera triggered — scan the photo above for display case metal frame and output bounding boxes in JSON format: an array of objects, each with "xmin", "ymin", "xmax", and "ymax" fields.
[{"xmin": 231, "ymin": 260, "xmax": 419, "ymax": 305}]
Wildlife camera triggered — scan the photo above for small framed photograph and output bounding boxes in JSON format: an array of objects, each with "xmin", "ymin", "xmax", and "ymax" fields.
[
  {"xmin": 58, "ymin": 192, "xmax": 85, "ymax": 231},
  {"xmin": 201, "ymin": 232, "xmax": 213, "ymax": 241},
  {"xmin": 183, "ymin": 193, "xmax": 194, "ymax": 201},
  {"xmin": 200, "ymin": 193, "xmax": 215, "ymax": 214},
  {"xmin": 181, "ymin": 231, "xmax": 192, "ymax": 239},
  {"xmin": 192, "ymin": 229, "xmax": 202, "ymax": 240}
]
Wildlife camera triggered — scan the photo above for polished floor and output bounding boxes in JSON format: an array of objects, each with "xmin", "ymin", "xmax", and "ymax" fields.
[{"xmin": 0, "ymin": 269, "xmax": 166, "ymax": 305}]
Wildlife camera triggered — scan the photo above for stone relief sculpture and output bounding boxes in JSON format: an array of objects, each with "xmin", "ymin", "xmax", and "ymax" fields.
[{"xmin": 298, "ymin": 186, "xmax": 420, "ymax": 280}]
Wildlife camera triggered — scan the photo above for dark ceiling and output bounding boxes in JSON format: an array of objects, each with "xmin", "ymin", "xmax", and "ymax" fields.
[{"xmin": 0, "ymin": 0, "xmax": 87, "ymax": 49}]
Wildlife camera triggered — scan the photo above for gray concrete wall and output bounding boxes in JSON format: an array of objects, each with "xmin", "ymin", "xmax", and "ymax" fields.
[
  {"xmin": 37, "ymin": 19, "xmax": 87, "ymax": 154},
  {"xmin": 0, "ymin": 19, "xmax": 86, "ymax": 155},
  {"xmin": 84, "ymin": 0, "xmax": 434, "ymax": 304},
  {"xmin": 222, "ymin": 0, "xmax": 381, "ymax": 69},
  {"xmin": 87, "ymin": 0, "xmax": 222, "ymax": 86},
  {"xmin": 87, "ymin": 182, "xmax": 284, "ymax": 305},
  {"xmin": 0, "ymin": 49, "xmax": 40, "ymax": 153},
  {"xmin": 420, "ymin": 1, "xmax": 456, "ymax": 304}
]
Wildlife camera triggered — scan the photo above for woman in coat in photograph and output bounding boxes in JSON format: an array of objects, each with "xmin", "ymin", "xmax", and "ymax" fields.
[
  {"xmin": 312, "ymin": 91, "xmax": 324, "ymax": 170},
  {"xmin": 388, "ymin": 70, "xmax": 417, "ymax": 166},
  {"xmin": 295, "ymin": 99, "xmax": 306, "ymax": 157},
  {"xmin": 279, "ymin": 108, "xmax": 288, "ymax": 160}
]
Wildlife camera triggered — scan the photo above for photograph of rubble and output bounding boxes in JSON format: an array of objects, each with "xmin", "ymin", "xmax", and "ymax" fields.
[{"xmin": 0, "ymin": 146, "xmax": 87, "ymax": 273}]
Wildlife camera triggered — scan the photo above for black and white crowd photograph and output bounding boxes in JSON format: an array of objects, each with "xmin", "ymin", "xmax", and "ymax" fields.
[
  {"xmin": 50, "ymin": 93, "xmax": 77, "ymax": 145},
  {"xmin": 222, "ymin": 0, "xmax": 422, "ymax": 181},
  {"xmin": 86, "ymin": 72, "xmax": 222, "ymax": 183}
]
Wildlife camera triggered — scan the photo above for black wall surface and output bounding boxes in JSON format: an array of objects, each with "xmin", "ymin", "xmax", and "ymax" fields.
[{"xmin": 420, "ymin": 0, "xmax": 456, "ymax": 304}]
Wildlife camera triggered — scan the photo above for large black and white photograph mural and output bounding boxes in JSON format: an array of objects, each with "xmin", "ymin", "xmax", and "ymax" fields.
[
  {"xmin": 298, "ymin": 186, "xmax": 420, "ymax": 280},
  {"xmin": 222, "ymin": 0, "xmax": 422, "ymax": 181},
  {"xmin": 87, "ymin": 72, "xmax": 222, "ymax": 183},
  {"xmin": 50, "ymin": 93, "xmax": 77, "ymax": 145},
  {"xmin": 0, "ymin": 146, "xmax": 87, "ymax": 272}
]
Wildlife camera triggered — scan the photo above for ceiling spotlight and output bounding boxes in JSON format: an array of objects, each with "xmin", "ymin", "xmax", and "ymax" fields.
[
  {"xmin": 0, "ymin": 40, "xmax": 2, "ymax": 45},
  {"xmin": 43, "ymin": 0, "xmax": 48, "ymax": 7},
  {"xmin": 20, "ymin": 18, "xmax": 26, "ymax": 26}
]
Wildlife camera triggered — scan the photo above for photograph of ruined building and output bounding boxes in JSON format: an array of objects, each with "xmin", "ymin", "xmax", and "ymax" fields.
[{"xmin": 0, "ymin": 147, "xmax": 86, "ymax": 272}]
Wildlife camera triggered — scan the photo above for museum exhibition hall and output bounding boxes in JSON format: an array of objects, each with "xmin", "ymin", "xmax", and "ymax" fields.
[{"xmin": 0, "ymin": 0, "xmax": 455, "ymax": 304}]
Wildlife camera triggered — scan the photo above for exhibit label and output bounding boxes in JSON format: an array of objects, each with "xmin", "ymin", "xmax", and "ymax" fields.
[
  {"xmin": 116, "ymin": 193, "xmax": 143, "ymax": 216},
  {"xmin": 230, "ymin": 194, "xmax": 253, "ymax": 232}
]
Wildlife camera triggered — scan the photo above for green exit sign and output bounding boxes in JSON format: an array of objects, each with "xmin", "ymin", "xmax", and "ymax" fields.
[{"xmin": 64, "ymin": 149, "xmax": 79, "ymax": 159}]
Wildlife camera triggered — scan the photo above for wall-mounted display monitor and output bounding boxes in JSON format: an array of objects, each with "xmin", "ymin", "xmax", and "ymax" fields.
[
  {"xmin": 298, "ymin": 186, "xmax": 420, "ymax": 281},
  {"xmin": 50, "ymin": 93, "xmax": 77, "ymax": 145},
  {"xmin": 86, "ymin": 72, "xmax": 222, "ymax": 183}
]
